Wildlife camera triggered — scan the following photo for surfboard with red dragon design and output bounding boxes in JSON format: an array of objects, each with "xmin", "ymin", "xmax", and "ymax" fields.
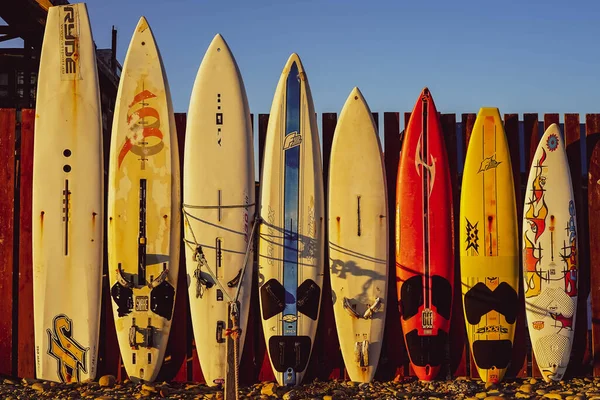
[{"xmin": 396, "ymin": 88, "xmax": 454, "ymax": 381}]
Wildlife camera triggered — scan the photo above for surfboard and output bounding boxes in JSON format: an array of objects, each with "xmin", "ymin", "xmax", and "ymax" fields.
[
  {"xmin": 396, "ymin": 88, "xmax": 454, "ymax": 381},
  {"xmin": 33, "ymin": 3, "xmax": 103, "ymax": 383},
  {"xmin": 107, "ymin": 16, "xmax": 180, "ymax": 383},
  {"xmin": 523, "ymin": 123, "xmax": 578, "ymax": 382},
  {"xmin": 258, "ymin": 53, "xmax": 324, "ymax": 386},
  {"xmin": 460, "ymin": 107, "xmax": 519, "ymax": 383},
  {"xmin": 328, "ymin": 87, "xmax": 388, "ymax": 383},
  {"xmin": 183, "ymin": 33, "xmax": 255, "ymax": 385}
]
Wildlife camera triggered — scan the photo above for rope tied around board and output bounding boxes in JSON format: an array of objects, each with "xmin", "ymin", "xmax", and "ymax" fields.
[{"xmin": 182, "ymin": 202, "xmax": 261, "ymax": 400}]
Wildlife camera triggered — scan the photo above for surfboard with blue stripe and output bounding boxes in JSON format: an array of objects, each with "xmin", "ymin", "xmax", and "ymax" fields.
[{"xmin": 258, "ymin": 54, "xmax": 324, "ymax": 386}]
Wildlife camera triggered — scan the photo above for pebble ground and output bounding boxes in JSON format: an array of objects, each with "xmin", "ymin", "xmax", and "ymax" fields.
[{"xmin": 2, "ymin": 375, "xmax": 600, "ymax": 399}]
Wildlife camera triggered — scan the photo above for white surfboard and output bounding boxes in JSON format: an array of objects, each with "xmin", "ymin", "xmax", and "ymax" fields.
[
  {"xmin": 107, "ymin": 16, "xmax": 180, "ymax": 383},
  {"xmin": 258, "ymin": 53, "xmax": 325, "ymax": 386},
  {"xmin": 328, "ymin": 87, "xmax": 388, "ymax": 383},
  {"xmin": 183, "ymin": 33, "xmax": 255, "ymax": 385},
  {"xmin": 33, "ymin": 3, "xmax": 103, "ymax": 383},
  {"xmin": 523, "ymin": 123, "xmax": 578, "ymax": 382}
]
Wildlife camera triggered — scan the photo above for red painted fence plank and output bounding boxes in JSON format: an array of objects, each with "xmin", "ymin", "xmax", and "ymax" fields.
[
  {"xmin": 17, "ymin": 109, "xmax": 35, "ymax": 379},
  {"xmin": 504, "ymin": 113, "xmax": 528, "ymax": 379},
  {"xmin": 585, "ymin": 114, "xmax": 600, "ymax": 377},
  {"xmin": 379, "ymin": 112, "xmax": 406, "ymax": 380},
  {"xmin": 0, "ymin": 109, "xmax": 16, "ymax": 376}
]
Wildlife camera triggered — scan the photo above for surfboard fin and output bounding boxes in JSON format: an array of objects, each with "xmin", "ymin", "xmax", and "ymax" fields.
[
  {"xmin": 363, "ymin": 297, "xmax": 382, "ymax": 319},
  {"xmin": 343, "ymin": 297, "xmax": 361, "ymax": 319},
  {"xmin": 361, "ymin": 340, "xmax": 370, "ymax": 367},
  {"xmin": 116, "ymin": 264, "xmax": 133, "ymax": 288},
  {"xmin": 297, "ymin": 279, "xmax": 320, "ymax": 320},
  {"xmin": 147, "ymin": 263, "xmax": 168, "ymax": 289},
  {"xmin": 260, "ymin": 279, "xmax": 286, "ymax": 320},
  {"xmin": 111, "ymin": 267, "xmax": 134, "ymax": 317},
  {"xmin": 227, "ymin": 269, "xmax": 242, "ymax": 288},
  {"xmin": 128, "ymin": 319, "xmax": 155, "ymax": 349},
  {"xmin": 354, "ymin": 340, "xmax": 370, "ymax": 366},
  {"xmin": 150, "ymin": 280, "xmax": 175, "ymax": 320},
  {"xmin": 268, "ymin": 335, "xmax": 311, "ymax": 373}
]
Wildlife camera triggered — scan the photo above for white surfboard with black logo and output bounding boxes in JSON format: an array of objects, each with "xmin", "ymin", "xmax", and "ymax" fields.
[
  {"xmin": 183, "ymin": 34, "xmax": 255, "ymax": 385},
  {"xmin": 33, "ymin": 3, "xmax": 103, "ymax": 382}
]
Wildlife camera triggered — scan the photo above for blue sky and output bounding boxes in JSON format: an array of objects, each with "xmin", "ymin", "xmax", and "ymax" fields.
[{"xmin": 76, "ymin": 0, "xmax": 600, "ymax": 116}]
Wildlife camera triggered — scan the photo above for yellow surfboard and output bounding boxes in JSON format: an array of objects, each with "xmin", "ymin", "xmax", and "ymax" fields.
[{"xmin": 460, "ymin": 108, "xmax": 519, "ymax": 383}]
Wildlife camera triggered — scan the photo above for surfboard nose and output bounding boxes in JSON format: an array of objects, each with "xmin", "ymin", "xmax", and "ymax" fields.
[
  {"xmin": 283, "ymin": 53, "xmax": 305, "ymax": 74},
  {"xmin": 136, "ymin": 16, "xmax": 150, "ymax": 32},
  {"xmin": 208, "ymin": 33, "xmax": 232, "ymax": 54}
]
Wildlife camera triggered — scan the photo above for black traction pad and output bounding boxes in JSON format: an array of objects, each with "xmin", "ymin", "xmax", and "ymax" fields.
[
  {"xmin": 464, "ymin": 282, "xmax": 518, "ymax": 325},
  {"xmin": 261, "ymin": 279, "xmax": 286, "ymax": 320},
  {"xmin": 431, "ymin": 275, "xmax": 452, "ymax": 320},
  {"xmin": 111, "ymin": 282, "xmax": 133, "ymax": 317},
  {"xmin": 400, "ymin": 275, "xmax": 423, "ymax": 320},
  {"xmin": 268, "ymin": 335, "xmax": 312, "ymax": 373},
  {"xmin": 150, "ymin": 280, "xmax": 175, "ymax": 320},
  {"xmin": 297, "ymin": 279, "xmax": 320, "ymax": 320},
  {"xmin": 404, "ymin": 329, "xmax": 448, "ymax": 367},
  {"xmin": 472, "ymin": 339, "xmax": 513, "ymax": 369}
]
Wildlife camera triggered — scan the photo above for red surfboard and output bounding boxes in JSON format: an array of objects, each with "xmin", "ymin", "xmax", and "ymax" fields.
[{"xmin": 396, "ymin": 88, "xmax": 454, "ymax": 380}]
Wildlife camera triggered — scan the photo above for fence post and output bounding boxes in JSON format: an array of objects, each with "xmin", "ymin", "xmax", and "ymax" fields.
[
  {"xmin": 505, "ymin": 113, "xmax": 529, "ymax": 379},
  {"xmin": 17, "ymin": 109, "xmax": 35, "ymax": 379},
  {"xmin": 585, "ymin": 114, "xmax": 600, "ymax": 376}
]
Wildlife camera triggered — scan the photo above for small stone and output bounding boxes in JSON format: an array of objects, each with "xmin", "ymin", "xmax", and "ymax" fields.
[
  {"xmin": 530, "ymin": 378, "xmax": 538, "ymax": 385},
  {"xmin": 95, "ymin": 397, "xmax": 114, "ymax": 400},
  {"xmin": 3, "ymin": 378, "xmax": 17, "ymax": 385},
  {"xmin": 537, "ymin": 390, "xmax": 548, "ymax": 395},
  {"xmin": 141, "ymin": 383, "xmax": 156, "ymax": 393},
  {"xmin": 21, "ymin": 378, "xmax": 38, "ymax": 386},
  {"xmin": 261, "ymin": 382, "xmax": 278, "ymax": 396},
  {"xmin": 323, "ymin": 396, "xmax": 333, "ymax": 400},
  {"xmin": 484, "ymin": 397, "xmax": 503, "ymax": 400},
  {"xmin": 476, "ymin": 393, "xmax": 487, "ymax": 399},
  {"xmin": 99, "ymin": 375, "xmax": 116, "ymax": 388},
  {"xmin": 515, "ymin": 393, "xmax": 531, "ymax": 399},
  {"xmin": 485, "ymin": 382, "xmax": 497, "ymax": 390},
  {"xmin": 543, "ymin": 394, "xmax": 563, "ymax": 400},
  {"xmin": 283, "ymin": 389, "xmax": 301, "ymax": 400},
  {"xmin": 32, "ymin": 382, "xmax": 47, "ymax": 392},
  {"xmin": 519, "ymin": 385, "xmax": 533, "ymax": 393}
]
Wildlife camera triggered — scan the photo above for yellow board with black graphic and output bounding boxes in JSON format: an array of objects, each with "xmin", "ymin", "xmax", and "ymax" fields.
[{"xmin": 460, "ymin": 108, "xmax": 519, "ymax": 383}]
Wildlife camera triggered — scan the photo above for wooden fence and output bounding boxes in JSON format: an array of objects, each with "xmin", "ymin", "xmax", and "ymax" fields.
[{"xmin": 1, "ymin": 108, "xmax": 599, "ymax": 384}]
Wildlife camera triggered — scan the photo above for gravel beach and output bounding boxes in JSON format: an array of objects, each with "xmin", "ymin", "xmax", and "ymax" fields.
[{"xmin": 2, "ymin": 375, "xmax": 600, "ymax": 399}]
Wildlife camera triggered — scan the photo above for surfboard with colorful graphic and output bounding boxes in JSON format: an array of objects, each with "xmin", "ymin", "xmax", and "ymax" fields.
[
  {"xmin": 523, "ymin": 123, "xmax": 577, "ymax": 382},
  {"xmin": 396, "ymin": 88, "xmax": 454, "ymax": 381},
  {"xmin": 107, "ymin": 17, "xmax": 180, "ymax": 383},
  {"xmin": 460, "ymin": 107, "xmax": 519, "ymax": 383},
  {"xmin": 258, "ymin": 53, "xmax": 324, "ymax": 386},
  {"xmin": 328, "ymin": 87, "xmax": 388, "ymax": 383},
  {"xmin": 183, "ymin": 33, "xmax": 255, "ymax": 385},
  {"xmin": 33, "ymin": 3, "xmax": 103, "ymax": 383}
]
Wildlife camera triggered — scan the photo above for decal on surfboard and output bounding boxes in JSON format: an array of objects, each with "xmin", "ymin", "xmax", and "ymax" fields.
[
  {"xmin": 465, "ymin": 218, "xmax": 480, "ymax": 254},
  {"xmin": 46, "ymin": 314, "xmax": 89, "ymax": 383},
  {"xmin": 58, "ymin": 6, "xmax": 81, "ymax": 80},
  {"xmin": 118, "ymin": 89, "xmax": 165, "ymax": 168},
  {"xmin": 283, "ymin": 131, "xmax": 302, "ymax": 150},
  {"xmin": 477, "ymin": 154, "xmax": 501, "ymax": 173}
]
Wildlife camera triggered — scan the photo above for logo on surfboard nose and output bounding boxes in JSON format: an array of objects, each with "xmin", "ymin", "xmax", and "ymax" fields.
[
  {"xmin": 46, "ymin": 314, "xmax": 89, "ymax": 382},
  {"xmin": 59, "ymin": 6, "xmax": 81, "ymax": 79},
  {"xmin": 283, "ymin": 131, "xmax": 302, "ymax": 150}
]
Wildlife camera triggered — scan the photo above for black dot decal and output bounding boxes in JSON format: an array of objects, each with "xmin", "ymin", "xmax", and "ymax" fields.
[
  {"xmin": 63, "ymin": 149, "xmax": 72, "ymax": 157},
  {"xmin": 63, "ymin": 165, "xmax": 71, "ymax": 173}
]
